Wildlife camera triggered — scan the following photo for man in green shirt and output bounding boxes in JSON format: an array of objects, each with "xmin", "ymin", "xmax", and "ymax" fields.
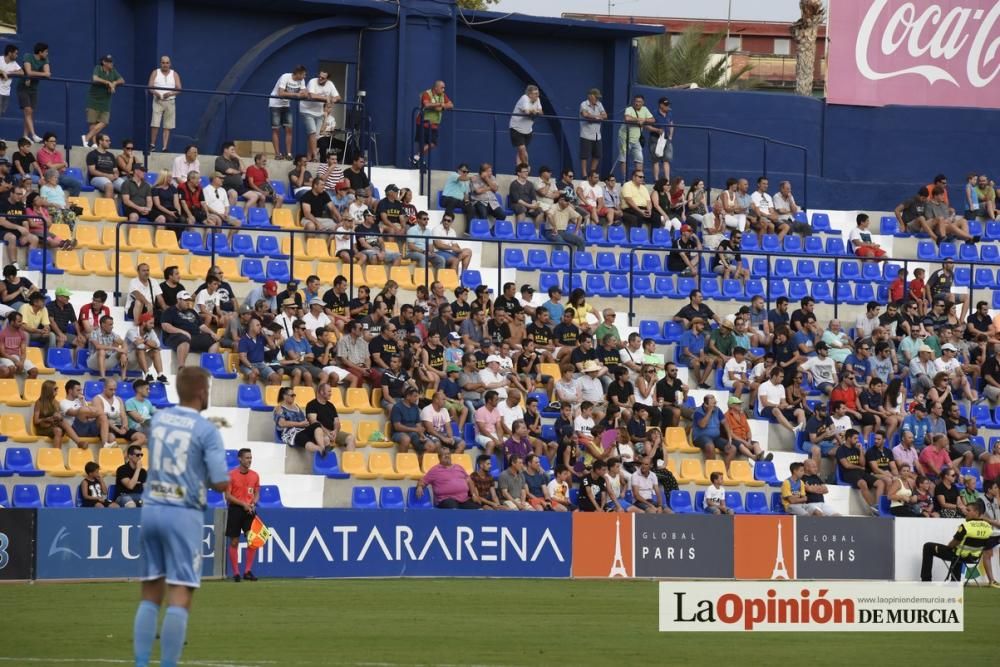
[
  {"xmin": 593, "ymin": 309, "xmax": 621, "ymax": 348},
  {"xmin": 708, "ymin": 319, "xmax": 737, "ymax": 363},
  {"xmin": 83, "ymin": 54, "xmax": 124, "ymax": 148},
  {"xmin": 17, "ymin": 42, "xmax": 49, "ymax": 143},
  {"xmin": 616, "ymin": 94, "xmax": 653, "ymax": 180}
]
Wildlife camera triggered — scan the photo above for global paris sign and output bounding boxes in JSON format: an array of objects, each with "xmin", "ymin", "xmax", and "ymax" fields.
[{"xmin": 827, "ymin": 0, "xmax": 1000, "ymax": 108}]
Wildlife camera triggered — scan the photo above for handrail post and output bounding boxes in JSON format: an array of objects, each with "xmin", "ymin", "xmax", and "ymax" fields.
[
  {"xmin": 628, "ymin": 248, "xmax": 635, "ymax": 328},
  {"xmin": 64, "ymin": 82, "xmax": 70, "ymax": 148},
  {"xmin": 832, "ymin": 256, "xmax": 839, "ymax": 321},
  {"xmin": 114, "ymin": 222, "xmax": 122, "ymax": 307},
  {"xmin": 289, "ymin": 229, "xmax": 296, "ymax": 291},
  {"xmin": 491, "ymin": 114, "xmax": 497, "ymax": 174},
  {"xmin": 496, "ymin": 239, "xmax": 503, "ymax": 296},
  {"xmin": 39, "ymin": 215, "xmax": 48, "ymax": 294}
]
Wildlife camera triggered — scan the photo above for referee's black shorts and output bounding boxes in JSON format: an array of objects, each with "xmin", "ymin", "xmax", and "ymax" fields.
[{"xmin": 225, "ymin": 504, "xmax": 254, "ymax": 538}]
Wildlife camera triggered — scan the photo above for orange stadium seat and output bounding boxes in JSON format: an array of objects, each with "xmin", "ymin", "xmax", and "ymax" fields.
[
  {"xmin": 67, "ymin": 448, "xmax": 94, "ymax": 475},
  {"xmin": 357, "ymin": 420, "xmax": 393, "ymax": 448},
  {"xmin": 393, "ymin": 453, "xmax": 424, "ymax": 480},
  {"xmin": 678, "ymin": 459, "xmax": 707, "ymax": 485},
  {"xmin": 155, "ymin": 229, "xmax": 185, "ymax": 254},
  {"xmin": 420, "ymin": 453, "xmax": 440, "ymax": 474},
  {"xmin": 92, "ymin": 198, "xmax": 126, "ymax": 222},
  {"xmin": 368, "ymin": 452, "xmax": 404, "ymax": 480},
  {"xmin": 704, "ymin": 459, "xmax": 739, "ymax": 487},
  {"xmin": 36, "ymin": 448, "xmax": 74, "ymax": 477},
  {"xmin": 69, "ymin": 197, "xmax": 97, "ymax": 221},
  {"xmin": 729, "ymin": 461, "xmax": 766, "ymax": 487},
  {"xmin": 340, "ymin": 451, "xmax": 377, "ymax": 480},
  {"xmin": 74, "ymin": 223, "xmax": 107, "ymax": 249}
]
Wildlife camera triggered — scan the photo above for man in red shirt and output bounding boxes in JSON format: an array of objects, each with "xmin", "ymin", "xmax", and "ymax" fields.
[
  {"xmin": 244, "ymin": 153, "xmax": 284, "ymax": 210},
  {"xmin": 225, "ymin": 448, "xmax": 261, "ymax": 582},
  {"xmin": 77, "ymin": 289, "xmax": 111, "ymax": 337}
]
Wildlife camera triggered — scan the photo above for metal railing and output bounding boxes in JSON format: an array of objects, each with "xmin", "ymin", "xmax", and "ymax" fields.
[
  {"xmin": 61, "ymin": 218, "xmax": 982, "ymax": 333},
  {"xmin": 32, "ymin": 76, "xmax": 372, "ymax": 175},
  {"xmin": 412, "ymin": 105, "xmax": 809, "ymax": 208}
]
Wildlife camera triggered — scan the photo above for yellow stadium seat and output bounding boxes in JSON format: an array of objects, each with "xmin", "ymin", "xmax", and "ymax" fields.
[
  {"xmin": 185, "ymin": 255, "xmax": 212, "ymax": 281},
  {"xmin": 452, "ymin": 453, "xmax": 474, "ymax": 474},
  {"xmin": 665, "ymin": 427, "xmax": 699, "ymax": 453},
  {"xmin": 69, "ymin": 196, "xmax": 97, "ymax": 221},
  {"xmin": 55, "ymin": 250, "xmax": 83, "ymax": 272},
  {"xmin": 315, "ymin": 262, "xmax": 345, "ymax": 284},
  {"xmin": 264, "ymin": 385, "xmax": 281, "ymax": 407},
  {"xmin": 340, "ymin": 451, "xmax": 377, "ymax": 480},
  {"xmin": 292, "ymin": 260, "xmax": 315, "ymax": 283},
  {"xmin": 329, "ymin": 388, "xmax": 352, "ymax": 414},
  {"xmin": 538, "ymin": 363, "xmax": 561, "ymax": 382},
  {"xmin": 677, "ymin": 459, "xmax": 707, "ymax": 485},
  {"xmin": 664, "ymin": 457, "xmax": 678, "ymax": 477},
  {"xmin": 92, "ymin": 197, "xmax": 126, "ymax": 222},
  {"xmin": 436, "ymin": 268, "xmax": 460, "ymax": 291},
  {"xmin": 729, "ymin": 460, "xmax": 766, "ymax": 487},
  {"xmin": 155, "ymin": 229, "xmax": 185, "ymax": 254},
  {"xmin": 103, "ymin": 224, "xmax": 135, "ymax": 249},
  {"xmin": 420, "ymin": 453, "xmax": 440, "ymax": 474},
  {"xmin": 305, "ymin": 238, "xmax": 332, "ymax": 262},
  {"xmin": 702, "ymin": 460, "xmax": 738, "ymax": 487},
  {"xmin": 75, "ymin": 251, "xmax": 108, "ymax": 277},
  {"xmin": 357, "ymin": 420, "xmax": 393, "ymax": 448},
  {"xmin": 345, "ymin": 388, "xmax": 382, "ymax": 415},
  {"xmin": 394, "ymin": 452, "xmax": 424, "ymax": 480},
  {"xmin": 50, "ymin": 223, "xmax": 72, "ymax": 239},
  {"xmin": 364, "ymin": 264, "xmax": 388, "ymax": 288},
  {"xmin": 0, "ymin": 378, "xmax": 26, "ymax": 405},
  {"xmin": 136, "ymin": 253, "xmax": 164, "ymax": 277},
  {"xmin": 280, "ymin": 237, "xmax": 301, "ymax": 260},
  {"xmin": 129, "ymin": 227, "xmax": 158, "ymax": 252},
  {"xmin": 117, "ymin": 254, "xmax": 138, "ymax": 277},
  {"xmin": 368, "ymin": 452, "xmax": 404, "ymax": 480},
  {"xmin": 295, "ymin": 386, "xmax": 316, "ymax": 409},
  {"xmin": 37, "ymin": 448, "xmax": 74, "ymax": 477},
  {"xmin": 271, "ymin": 208, "xmax": 296, "ymax": 229},
  {"xmin": 389, "ymin": 266, "xmax": 417, "ymax": 290},
  {"xmin": 21, "ymin": 378, "xmax": 44, "ymax": 402},
  {"xmin": 99, "ymin": 447, "xmax": 125, "ymax": 471},
  {"xmin": 214, "ymin": 257, "xmax": 247, "ymax": 283},
  {"xmin": 74, "ymin": 223, "xmax": 107, "ymax": 249},
  {"xmin": 67, "ymin": 448, "xmax": 94, "ymax": 475}
]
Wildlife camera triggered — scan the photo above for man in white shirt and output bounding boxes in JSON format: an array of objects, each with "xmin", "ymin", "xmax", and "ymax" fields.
[
  {"xmin": 630, "ymin": 459, "xmax": 665, "ymax": 513},
  {"xmin": 800, "ymin": 342, "xmax": 837, "ymax": 395},
  {"xmin": 127, "ymin": 262, "xmax": 164, "ymax": 324},
  {"xmin": 576, "ymin": 170, "xmax": 607, "ymax": 225},
  {"xmin": 431, "ymin": 214, "xmax": 472, "ymax": 274},
  {"xmin": 0, "ymin": 45, "xmax": 24, "ymax": 117},
  {"xmin": 302, "ymin": 298, "xmax": 330, "ymax": 344},
  {"xmin": 757, "ymin": 366, "xmax": 804, "ymax": 432},
  {"xmin": 202, "ymin": 172, "xmax": 240, "ymax": 226},
  {"xmin": 576, "ymin": 360, "xmax": 606, "ymax": 405},
  {"xmin": 420, "ymin": 390, "xmax": 463, "ymax": 451},
  {"xmin": 268, "ymin": 65, "xmax": 307, "ymax": 159},
  {"xmin": 721, "ymin": 346, "xmax": 749, "ymax": 397},
  {"xmin": 148, "ymin": 55, "xmax": 181, "ymax": 152},
  {"xmin": 772, "ymin": 180, "xmax": 799, "ymax": 222},
  {"xmin": 479, "ymin": 355, "xmax": 509, "ymax": 400},
  {"xmin": 496, "ymin": 389, "xmax": 525, "ymax": 439},
  {"xmin": 300, "ymin": 70, "xmax": 341, "ymax": 162},
  {"xmin": 171, "ymin": 145, "xmax": 199, "ymax": 185},
  {"xmin": 126, "ymin": 312, "xmax": 166, "ymax": 382},
  {"xmin": 508, "ymin": 84, "xmax": 543, "ymax": 168},
  {"xmin": 749, "ymin": 176, "xmax": 779, "ymax": 236}
]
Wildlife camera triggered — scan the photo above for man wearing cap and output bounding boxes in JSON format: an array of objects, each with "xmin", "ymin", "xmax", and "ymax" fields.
[
  {"xmin": 83, "ymin": 54, "xmax": 124, "ymax": 148},
  {"xmin": 47, "ymin": 286, "xmax": 80, "ymax": 352},
  {"xmin": 301, "ymin": 298, "xmax": 330, "ymax": 343},
  {"xmin": 120, "ymin": 165, "xmax": 166, "ymax": 223},
  {"xmin": 936, "ymin": 342, "xmax": 978, "ymax": 401},
  {"xmin": 222, "ymin": 304, "xmax": 253, "ymax": 349},
  {"xmin": 126, "ymin": 312, "xmax": 167, "ymax": 383},
  {"xmin": 516, "ymin": 284, "xmax": 540, "ymax": 318},
  {"xmin": 160, "ymin": 291, "xmax": 220, "ymax": 367},
  {"xmin": 376, "ymin": 184, "xmax": 407, "ymax": 237},
  {"xmin": 909, "ymin": 343, "xmax": 938, "ymax": 394},
  {"xmin": 649, "ymin": 97, "xmax": 674, "ymax": 181},
  {"xmin": 201, "ymin": 171, "xmax": 242, "ymax": 227},
  {"xmin": 273, "ymin": 297, "xmax": 302, "ymax": 340},
  {"xmin": 579, "ymin": 88, "xmax": 607, "ymax": 178},
  {"xmin": 245, "ymin": 279, "xmax": 279, "ymax": 318},
  {"xmin": 725, "ymin": 395, "xmax": 771, "ymax": 461}
]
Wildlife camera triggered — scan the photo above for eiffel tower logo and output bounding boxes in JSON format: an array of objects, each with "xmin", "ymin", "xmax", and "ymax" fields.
[
  {"xmin": 770, "ymin": 520, "xmax": 790, "ymax": 580},
  {"xmin": 608, "ymin": 515, "xmax": 629, "ymax": 578}
]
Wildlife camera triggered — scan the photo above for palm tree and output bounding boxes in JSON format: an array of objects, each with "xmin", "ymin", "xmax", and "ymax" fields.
[
  {"xmin": 790, "ymin": 0, "xmax": 826, "ymax": 96},
  {"xmin": 638, "ymin": 26, "xmax": 753, "ymax": 90},
  {"xmin": 456, "ymin": 0, "xmax": 500, "ymax": 9}
]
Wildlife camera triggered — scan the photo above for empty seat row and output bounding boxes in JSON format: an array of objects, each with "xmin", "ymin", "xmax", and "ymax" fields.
[
  {"xmin": 351, "ymin": 485, "xmax": 433, "ymax": 510},
  {"xmin": 668, "ymin": 489, "xmax": 783, "ymax": 514},
  {"xmin": 238, "ymin": 384, "xmax": 383, "ymax": 414}
]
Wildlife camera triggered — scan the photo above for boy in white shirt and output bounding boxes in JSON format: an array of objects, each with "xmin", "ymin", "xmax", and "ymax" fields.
[
  {"xmin": 547, "ymin": 464, "xmax": 576, "ymax": 511},
  {"xmin": 704, "ymin": 472, "xmax": 733, "ymax": 515},
  {"xmin": 722, "ymin": 346, "xmax": 749, "ymax": 397}
]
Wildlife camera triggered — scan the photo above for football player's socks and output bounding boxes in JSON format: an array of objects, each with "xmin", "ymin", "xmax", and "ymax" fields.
[
  {"xmin": 159, "ymin": 606, "xmax": 190, "ymax": 667},
  {"xmin": 132, "ymin": 600, "xmax": 159, "ymax": 667}
]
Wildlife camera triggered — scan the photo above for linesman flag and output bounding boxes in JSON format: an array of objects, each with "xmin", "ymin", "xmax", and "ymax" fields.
[{"xmin": 247, "ymin": 514, "xmax": 271, "ymax": 549}]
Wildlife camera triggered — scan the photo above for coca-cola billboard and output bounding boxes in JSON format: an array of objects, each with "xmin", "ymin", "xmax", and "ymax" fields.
[{"xmin": 827, "ymin": 0, "xmax": 1000, "ymax": 108}]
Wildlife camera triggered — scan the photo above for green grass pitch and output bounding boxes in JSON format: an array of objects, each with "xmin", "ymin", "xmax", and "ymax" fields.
[{"xmin": 2, "ymin": 579, "xmax": 997, "ymax": 666}]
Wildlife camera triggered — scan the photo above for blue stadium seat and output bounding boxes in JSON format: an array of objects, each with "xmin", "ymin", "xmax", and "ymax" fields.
[
  {"xmin": 810, "ymin": 213, "xmax": 831, "ymax": 232},
  {"xmin": 268, "ymin": 180, "xmax": 287, "ymax": 198},
  {"xmin": 986, "ymin": 221, "xmax": 1000, "ymax": 241},
  {"xmin": 721, "ymin": 279, "xmax": 743, "ymax": 301},
  {"xmin": 257, "ymin": 485, "xmax": 284, "ymax": 508},
  {"xmin": 351, "ymin": 486, "xmax": 378, "ymax": 509},
  {"xmin": 725, "ymin": 491, "xmax": 746, "ymax": 514},
  {"xmin": 700, "ymin": 277, "xmax": 721, "ymax": 300},
  {"xmin": 265, "ymin": 260, "xmax": 290, "ymax": 282},
  {"xmin": 67, "ymin": 167, "xmax": 93, "ymax": 192},
  {"xmin": 561, "ymin": 274, "xmax": 583, "ymax": 293},
  {"xmin": 44, "ymin": 484, "xmax": 75, "ymax": 508},
  {"xmin": 28, "ymin": 249, "xmax": 62, "ymax": 274},
  {"xmin": 752, "ymin": 460, "xmax": 782, "ymax": 487},
  {"xmin": 861, "ymin": 262, "xmax": 882, "ymax": 282},
  {"xmin": 694, "ymin": 491, "xmax": 707, "ymax": 513},
  {"xmin": 617, "ymin": 254, "xmax": 636, "ymax": 274},
  {"xmin": 971, "ymin": 404, "xmax": 996, "ymax": 428},
  {"xmin": 527, "ymin": 249, "xmax": 548, "ymax": 270},
  {"xmin": 744, "ymin": 279, "xmax": 765, "ymax": 300},
  {"xmin": 640, "ymin": 253, "xmax": 663, "ymax": 275},
  {"xmin": 795, "ymin": 260, "xmax": 817, "ymax": 280},
  {"xmin": 839, "ymin": 261, "xmax": 861, "ymax": 281},
  {"xmin": 969, "ymin": 219, "xmax": 984, "ymax": 237},
  {"xmin": 0, "ymin": 485, "xmax": 11, "ymax": 507},
  {"xmin": 750, "ymin": 258, "xmax": 768, "ymax": 278},
  {"xmin": 237, "ymin": 384, "xmax": 270, "ymax": 411},
  {"xmin": 460, "ymin": 270, "xmax": 482, "ymax": 290},
  {"xmin": 629, "ymin": 227, "xmax": 649, "ymax": 245},
  {"xmin": 254, "ymin": 235, "xmax": 284, "ymax": 259},
  {"xmin": 811, "ymin": 281, "xmax": 833, "ymax": 303},
  {"xmin": 880, "ymin": 215, "xmax": 897, "ymax": 235},
  {"xmin": 503, "ymin": 248, "xmax": 527, "ymax": 270},
  {"xmin": 773, "ymin": 259, "xmax": 794, "ymax": 279},
  {"xmin": 227, "ymin": 207, "xmax": 247, "ymax": 227},
  {"xmin": 586, "ymin": 274, "xmax": 611, "ymax": 298},
  {"xmin": 980, "ymin": 246, "xmax": 998, "ymax": 264},
  {"xmin": 516, "ymin": 221, "xmax": 537, "ymax": 240},
  {"xmin": 960, "ymin": 243, "xmax": 978, "ymax": 262},
  {"xmin": 605, "ymin": 224, "xmax": 627, "ymax": 246},
  {"xmin": 230, "ymin": 233, "xmax": 257, "ymax": 257},
  {"xmin": 313, "ymin": 451, "xmax": 350, "ymax": 478},
  {"xmin": 745, "ymin": 491, "xmax": 771, "ymax": 514},
  {"xmin": 493, "ymin": 220, "xmax": 515, "ymax": 240},
  {"xmin": 768, "ymin": 280, "xmax": 787, "ymax": 300},
  {"xmin": 847, "ymin": 282, "xmax": 875, "ymax": 305},
  {"xmin": 761, "ymin": 234, "xmax": 780, "ymax": 252},
  {"xmin": 938, "ymin": 242, "xmax": 958, "ymax": 260},
  {"xmin": 241, "ymin": 259, "xmax": 266, "ymax": 282},
  {"xmin": 469, "ymin": 219, "xmax": 491, "ymax": 238},
  {"xmin": 46, "ymin": 348, "xmax": 78, "ymax": 374},
  {"xmin": 960, "ymin": 466, "xmax": 983, "ymax": 492},
  {"xmin": 639, "ymin": 320, "xmax": 665, "ymax": 344},
  {"xmin": 771, "ymin": 491, "xmax": 785, "ymax": 514},
  {"xmin": 201, "ymin": 353, "xmax": 237, "ymax": 379},
  {"xmin": 815, "ymin": 260, "xmax": 835, "ymax": 281},
  {"xmin": 572, "ymin": 251, "xmax": 595, "ymax": 272},
  {"xmin": 12, "ymin": 484, "xmax": 41, "ymax": 508},
  {"xmin": 655, "ymin": 276, "xmax": 676, "ymax": 298},
  {"xmin": 225, "ymin": 449, "xmax": 239, "ymax": 470},
  {"xmin": 180, "ymin": 231, "xmax": 206, "ymax": 254},
  {"xmin": 825, "ymin": 238, "xmax": 846, "ymax": 255},
  {"xmin": 206, "ymin": 489, "xmax": 226, "ymax": 508},
  {"xmin": 916, "ymin": 240, "xmax": 938, "ymax": 260},
  {"xmin": 974, "ymin": 268, "xmax": 997, "ymax": 289},
  {"xmin": 595, "ymin": 251, "xmax": 617, "ymax": 272},
  {"xmin": 407, "ymin": 486, "xmax": 433, "ymax": 509},
  {"xmin": 741, "ymin": 234, "xmax": 758, "ymax": 251},
  {"xmin": 881, "ymin": 262, "xmax": 902, "ymax": 283},
  {"xmin": 5, "ymin": 448, "xmax": 42, "ymax": 476},
  {"xmin": 550, "ymin": 250, "xmax": 570, "ymax": 270},
  {"xmin": 148, "ymin": 382, "xmax": 173, "ymax": 409},
  {"xmin": 585, "ymin": 224, "xmax": 606, "ymax": 246},
  {"xmin": 379, "ymin": 486, "xmax": 405, "ymax": 510},
  {"xmin": 783, "ymin": 235, "xmax": 803, "ymax": 253},
  {"xmin": 804, "ymin": 236, "xmax": 825, "ymax": 255},
  {"xmin": 116, "ymin": 381, "xmax": 136, "ymax": 401},
  {"xmin": 953, "ymin": 267, "xmax": 971, "ymax": 287},
  {"xmin": 662, "ymin": 321, "xmax": 684, "ymax": 344},
  {"xmin": 834, "ymin": 282, "xmax": 852, "ymax": 304},
  {"xmin": 538, "ymin": 272, "xmax": 559, "ymax": 293},
  {"xmin": 676, "ymin": 276, "xmax": 697, "ymax": 296},
  {"xmin": 244, "ymin": 206, "xmax": 270, "ymax": 228},
  {"xmin": 83, "ymin": 380, "xmax": 104, "ymax": 401},
  {"xmin": 670, "ymin": 490, "xmax": 694, "ymax": 514},
  {"xmin": 651, "ymin": 228, "xmax": 672, "ymax": 246}
]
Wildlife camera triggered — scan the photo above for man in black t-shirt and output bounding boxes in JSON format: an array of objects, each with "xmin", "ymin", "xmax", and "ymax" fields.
[
  {"xmin": 305, "ymin": 382, "xmax": 354, "ymax": 448},
  {"xmin": 85, "ymin": 133, "xmax": 122, "ymax": 197},
  {"xmin": 160, "ymin": 290, "xmax": 220, "ymax": 367},
  {"xmin": 299, "ymin": 177, "xmax": 337, "ymax": 231},
  {"xmin": 894, "ymin": 187, "xmax": 936, "ymax": 237},
  {"xmin": 579, "ymin": 460, "xmax": 617, "ymax": 512},
  {"xmin": 0, "ymin": 184, "xmax": 36, "ymax": 266},
  {"xmin": 526, "ymin": 308, "xmax": 555, "ymax": 360},
  {"xmin": 369, "ymin": 322, "xmax": 398, "ymax": 373},
  {"xmin": 673, "ymin": 289, "xmax": 715, "ymax": 328},
  {"xmin": 343, "ymin": 155, "xmax": 372, "ymax": 202},
  {"xmin": 570, "ymin": 333, "xmax": 598, "ymax": 371},
  {"xmin": 375, "ymin": 184, "xmax": 406, "ymax": 235},
  {"xmin": 790, "ymin": 297, "xmax": 815, "ymax": 333},
  {"xmin": 836, "ymin": 429, "xmax": 883, "ymax": 512},
  {"xmin": 654, "ymin": 362, "xmax": 692, "ymax": 427},
  {"xmin": 493, "ymin": 282, "xmax": 522, "ymax": 317},
  {"xmin": 800, "ymin": 458, "xmax": 838, "ymax": 515},
  {"xmin": 115, "ymin": 444, "xmax": 148, "ymax": 507},
  {"xmin": 11, "ymin": 138, "xmax": 40, "ymax": 184},
  {"xmin": 158, "ymin": 265, "xmax": 186, "ymax": 310}
]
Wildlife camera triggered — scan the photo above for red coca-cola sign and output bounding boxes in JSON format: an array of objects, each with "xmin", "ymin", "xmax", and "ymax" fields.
[{"xmin": 828, "ymin": 0, "xmax": 1000, "ymax": 108}]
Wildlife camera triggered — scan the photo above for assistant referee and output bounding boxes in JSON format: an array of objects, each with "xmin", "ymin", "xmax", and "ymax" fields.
[{"xmin": 225, "ymin": 448, "xmax": 261, "ymax": 582}]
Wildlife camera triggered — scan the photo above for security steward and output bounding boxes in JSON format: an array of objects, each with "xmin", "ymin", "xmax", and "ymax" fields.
[{"xmin": 921, "ymin": 499, "xmax": 992, "ymax": 581}]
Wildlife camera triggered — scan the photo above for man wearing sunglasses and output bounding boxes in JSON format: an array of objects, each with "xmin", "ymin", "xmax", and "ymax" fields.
[{"xmin": 115, "ymin": 443, "xmax": 147, "ymax": 508}]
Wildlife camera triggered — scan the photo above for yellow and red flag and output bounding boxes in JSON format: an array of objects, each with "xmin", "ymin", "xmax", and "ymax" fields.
[{"xmin": 247, "ymin": 514, "xmax": 271, "ymax": 549}]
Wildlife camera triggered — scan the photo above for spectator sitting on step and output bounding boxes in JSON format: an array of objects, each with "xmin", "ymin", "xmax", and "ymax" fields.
[
  {"xmin": 85, "ymin": 133, "xmax": 124, "ymax": 196},
  {"xmin": 36, "ymin": 132, "xmax": 82, "ymax": 195},
  {"xmin": 678, "ymin": 317, "xmax": 716, "ymax": 390},
  {"xmin": 849, "ymin": 213, "xmax": 886, "ymax": 259},
  {"xmin": 244, "ymin": 153, "xmax": 284, "ymax": 210},
  {"xmin": 80, "ymin": 461, "xmax": 118, "ymax": 508},
  {"xmin": 215, "ymin": 141, "xmax": 262, "ymax": 209},
  {"xmin": 299, "ymin": 176, "xmax": 338, "ymax": 231},
  {"xmin": 926, "ymin": 184, "xmax": 979, "ymax": 244},
  {"xmin": 757, "ymin": 365, "xmax": 805, "ymax": 433},
  {"xmin": 120, "ymin": 165, "xmax": 164, "ymax": 223},
  {"xmin": 894, "ymin": 187, "xmax": 936, "ymax": 239},
  {"xmin": 87, "ymin": 314, "xmax": 128, "ymax": 380},
  {"xmin": 469, "ymin": 162, "xmax": 506, "ymax": 223},
  {"xmin": 440, "ymin": 162, "xmax": 473, "ymax": 220},
  {"xmin": 161, "ymin": 290, "xmax": 220, "ymax": 367},
  {"xmin": 509, "ymin": 162, "xmax": 544, "ymax": 228},
  {"xmin": 126, "ymin": 313, "xmax": 167, "ymax": 383}
]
